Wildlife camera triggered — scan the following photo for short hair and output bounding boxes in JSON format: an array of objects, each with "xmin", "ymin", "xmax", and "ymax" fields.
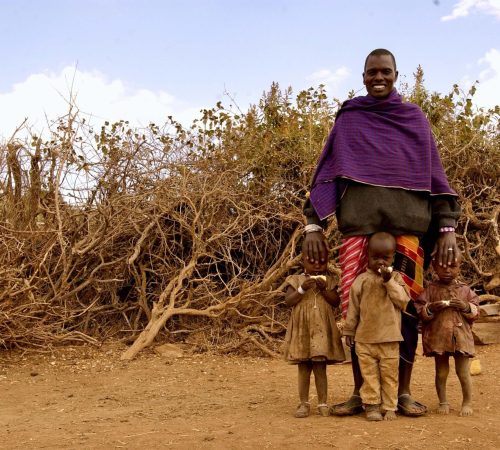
[
  {"xmin": 364, "ymin": 48, "xmax": 397, "ymax": 72},
  {"xmin": 368, "ymin": 231, "xmax": 396, "ymax": 252}
]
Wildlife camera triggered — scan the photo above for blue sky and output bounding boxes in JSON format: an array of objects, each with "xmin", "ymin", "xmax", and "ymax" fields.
[{"xmin": 1, "ymin": 0, "xmax": 499, "ymax": 138}]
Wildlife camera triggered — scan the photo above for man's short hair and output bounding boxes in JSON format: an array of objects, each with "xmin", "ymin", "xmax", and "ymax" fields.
[{"xmin": 364, "ymin": 48, "xmax": 397, "ymax": 72}]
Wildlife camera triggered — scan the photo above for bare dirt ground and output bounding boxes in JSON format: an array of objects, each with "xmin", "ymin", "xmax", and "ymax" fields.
[{"xmin": 0, "ymin": 341, "xmax": 499, "ymax": 450}]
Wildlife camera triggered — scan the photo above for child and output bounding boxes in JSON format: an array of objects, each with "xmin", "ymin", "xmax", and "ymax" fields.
[
  {"xmin": 283, "ymin": 251, "xmax": 345, "ymax": 418},
  {"xmin": 415, "ymin": 252, "xmax": 479, "ymax": 416},
  {"xmin": 343, "ymin": 232, "xmax": 410, "ymax": 421}
]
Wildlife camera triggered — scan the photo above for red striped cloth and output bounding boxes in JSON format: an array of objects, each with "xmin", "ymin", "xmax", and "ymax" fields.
[{"xmin": 339, "ymin": 235, "xmax": 424, "ymax": 318}]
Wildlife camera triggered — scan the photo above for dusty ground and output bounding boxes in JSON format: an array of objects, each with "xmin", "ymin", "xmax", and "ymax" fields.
[{"xmin": 0, "ymin": 341, "xmax": 499, "ymax": 450}]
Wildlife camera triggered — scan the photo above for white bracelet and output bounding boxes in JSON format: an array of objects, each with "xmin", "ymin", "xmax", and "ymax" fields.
[
  {"xmin": 297, "ymin": 285, "xmax": 306, "ymax": 295},
  {"xmin": 304, "ymin": 224, "xmax": 323, "ymax": 234}
]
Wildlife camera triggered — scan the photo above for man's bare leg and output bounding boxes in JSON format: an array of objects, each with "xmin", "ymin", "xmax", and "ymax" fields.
[
  {"xmin": 330, "ymin": 345, "xmax": 363, "ymax": 415},
  {"xmin": 397, "ymin": 359, "xmax": 427, "ymax": 415}
]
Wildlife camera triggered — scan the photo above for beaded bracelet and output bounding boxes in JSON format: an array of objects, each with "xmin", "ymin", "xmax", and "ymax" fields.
[{"xmin": 439, "ymin": 226, "xmax": 455, "ymax": 233}]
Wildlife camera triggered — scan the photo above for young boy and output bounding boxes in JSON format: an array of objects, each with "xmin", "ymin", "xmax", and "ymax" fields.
[
  {"xmin": 343, "ymin": 232, "xmax": 410, "ymax": 421},
  {"xmin": 415, "ymin": 252, "xmax": 479, "ymax": 416}
]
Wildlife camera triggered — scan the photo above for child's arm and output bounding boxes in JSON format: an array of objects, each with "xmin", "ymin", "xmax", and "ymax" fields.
[
  {"xmin": 449, "ymin": 287, "xmax": 479, "ymax": 322},
  {"xmin": 415, "ymin": 286, "xmax": 448, "ymax": 321},
  {"xmin": 284, "ymin": 278, "xmax": 316, "ymax": 307},
  {"xmin": 342, "ymin": 281, "xmax": 361, "ymax": 347},
  {"xmin": 384, "ymin": 272, "xmax": 410, "ymax": 311}
]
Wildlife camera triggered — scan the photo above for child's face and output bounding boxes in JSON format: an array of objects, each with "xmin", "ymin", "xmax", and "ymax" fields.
[
  {"xmin": 368, "ymin": 238, "xmax": 395, "ymax": 273},
  {"xmin": 303, "ymin": 255, "xmax": 328, "ymax": 275},
  {"xmin": 433, "ymin": 259, "xmax": 460, "ymax": 284}
]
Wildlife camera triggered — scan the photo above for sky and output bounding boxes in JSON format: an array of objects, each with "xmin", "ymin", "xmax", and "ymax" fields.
[{"xmin": 1, "ymin": 0, "xmax": 499, "ymax": 139}]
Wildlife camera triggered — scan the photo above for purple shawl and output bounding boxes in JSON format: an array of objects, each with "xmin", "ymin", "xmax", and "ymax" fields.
[{"xmin": 309, "ymin": 90, "xmax": 457, "ymax": 220}]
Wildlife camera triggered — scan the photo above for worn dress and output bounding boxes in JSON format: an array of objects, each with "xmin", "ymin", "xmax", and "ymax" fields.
[
  {"xmin": 283, "ymin": 274, "xmax": 345, "ymax": 364},
  {"xmin": 415, "ymin": 280, "xmax": 479, "ymax": 357}
]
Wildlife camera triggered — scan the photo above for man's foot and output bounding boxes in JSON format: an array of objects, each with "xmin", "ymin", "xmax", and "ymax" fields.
[
  {"xmin": 365, "ymin": 404, "xmax": 383, "ymax": 421},
  {"xmin": 330, "ymin": 395, "xmax": 363, "ymax": 416},
  {"xmin": 384, "ymin": 410, "xmax": 397, "ymax": 421},
  {"xmin": 436, "ymin": 402, "xmax": 449, "ymax": 415},
  {"xmin": 459, "ymin": 404, "xmax": 473, "ymax": 417},
  {"xmin": 397, "ymin": 394, "xmax": 427, "ymax": 416},
  {"xmin": 294, "ymin": 402, "xmax": 310, "ymax": 418}
]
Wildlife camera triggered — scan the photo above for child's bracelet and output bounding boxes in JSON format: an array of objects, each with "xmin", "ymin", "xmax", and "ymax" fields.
[
  {"xmin": 297, "ymin": 285, "xmax": 306, "ymax": 295},
  {"xmin": 439, "ymin": 226, "xmax": 455, "ymax": 233}
]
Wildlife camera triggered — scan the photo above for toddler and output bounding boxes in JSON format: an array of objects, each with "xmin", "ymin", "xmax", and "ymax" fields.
[
  {"xmin": 283, "ymin": 251, "xmax": 345, "ymax": 418},
  {"xmin": 415, "ymin": 252, "xmax": 479, "ymax": 416},
  {"xmin": 343, "ymin": 232, "xmax": 410, "ymax": 421}
]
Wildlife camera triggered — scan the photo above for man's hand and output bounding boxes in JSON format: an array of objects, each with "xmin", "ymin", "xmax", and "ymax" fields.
[
  {"xmin": 432, "ymin": 232, "xmax": 458, "ymax": 267},
  {"xmin": 303, "ymin": 231, "xmax": 328, "ymax": 264},
  {"xmin": 345, "ymin": 336, "xmax": 355, "ymax": 348}
]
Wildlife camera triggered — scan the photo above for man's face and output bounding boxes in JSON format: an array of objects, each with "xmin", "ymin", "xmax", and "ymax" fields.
[{"xmin": 363, "ymin": 54, "xmax": 398, "ymax": 98}]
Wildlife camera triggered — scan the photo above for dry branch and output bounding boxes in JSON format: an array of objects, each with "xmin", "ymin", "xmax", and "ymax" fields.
[{"xmin": 0, "ymin": 82, "xmax": 498, "ymax": 357}]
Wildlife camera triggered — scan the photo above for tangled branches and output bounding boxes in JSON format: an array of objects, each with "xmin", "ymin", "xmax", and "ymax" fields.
[{"xmin": 0, "ymin": 82, "xmax": 498, "ymax": 358}]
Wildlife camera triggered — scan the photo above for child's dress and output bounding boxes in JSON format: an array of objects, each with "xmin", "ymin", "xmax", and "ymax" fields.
[
  {"xmin": 283, "ymin": 274, "xmax": 345, "ymax": 363},
  {"xmin": 415, "ymin": 280, "xmax": 479, "ymax": 357}
]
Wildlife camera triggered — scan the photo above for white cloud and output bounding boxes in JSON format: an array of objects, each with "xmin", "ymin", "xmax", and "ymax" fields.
[
  {"xmin": 458, "ymin": 48, "xmax": 500, "ymax": 110},
  {"xmin": 441, "ymin": 0, "xmax": 500, "ymax": 21},
  {"xmin": 307, "ymin": 66, "xmax": 351, "ymax": 95},
  {"xmin": 473, "ymin": 48, "xmax": 500, "ymax": 109},
  {"xmin": 0, "ymin": 66, "xmax": 200, "ymax": 140}
]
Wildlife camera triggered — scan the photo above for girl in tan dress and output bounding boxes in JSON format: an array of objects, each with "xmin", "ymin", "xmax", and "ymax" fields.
[{"xmin": 283, "ymin": 252, "xmax": 345, "ymax": 418}]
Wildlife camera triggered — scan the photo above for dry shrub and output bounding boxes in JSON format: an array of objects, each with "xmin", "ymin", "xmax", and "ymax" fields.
[{"xmin": 0, "ymin": 78, "xmax": 498, "ymax": 358}]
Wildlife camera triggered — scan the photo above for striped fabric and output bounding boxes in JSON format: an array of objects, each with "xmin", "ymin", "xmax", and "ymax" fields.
[
  {"xmin": 339, "ymin": 235, "xmax": 424, "ymax": 318},
  {"xmin": 339, "ymin": 236, "xmax": 369, "ymax": 318},
  {"xmin": 394, "ymin": 235, "xmax": 424, "ymax": 301}
]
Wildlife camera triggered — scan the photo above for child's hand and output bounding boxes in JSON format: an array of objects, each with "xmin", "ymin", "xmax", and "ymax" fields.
[
  {"xmin": 427, "ymin": 301, "xmax": 449, "ymax": 314},
  {"xmin": 301, "ymin": 277, "xmax": 316, "ymax": 291},
  {"xmin": 378, "ymin": 266, "xmax": 393, "ymax": 282},
  {"xmin": 449, "ymin": 298, "xmax": 470, "ymax": 312},
  {"xmin": 345, "ymin": 336, "xmax": 355, "ymax": 347},
  {"xmin": 315, "ymin": 277, "xmax": 327, "ymax": 291}
]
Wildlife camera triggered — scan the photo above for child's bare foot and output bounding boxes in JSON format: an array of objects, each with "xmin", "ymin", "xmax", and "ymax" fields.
[
  {"xmin": 459, "ymin": 404, "xmax": 473, "ymax": 416},
  {"xmin": 436, "ymin": 402, "xmax": 450, "ymax": 414},
  {"xmin": 384, "ymin": 410, "xmax": 397, "ymax": 421}
]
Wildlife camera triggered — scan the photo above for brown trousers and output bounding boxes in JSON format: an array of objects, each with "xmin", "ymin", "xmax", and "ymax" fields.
[{"xmin": 356, "ymin": 341, "xmax": 399, "ymax": 411}]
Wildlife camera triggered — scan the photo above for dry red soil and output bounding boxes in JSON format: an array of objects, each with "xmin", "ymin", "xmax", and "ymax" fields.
[{"xmin": 1, "ymin": 342, "xmax": 498, "ymax": 449}]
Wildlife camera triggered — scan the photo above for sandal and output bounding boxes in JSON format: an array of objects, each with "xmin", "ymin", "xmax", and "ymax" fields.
[
  {"xmin": 317, "ymin": 403, "xmax": 330, "ymax": 417},
  {"xmin": 330, "ymin": 395, "xmax": 364, "ymax": 416},
  {"xmin": 294, "ymin": 402, "xmax": 310, "ymax": 418},
  {"xmin": 365, "ymin": 404, "xmax": 383, "ymax": 421},
  {"xmin": 397, "ymin": 394, "xmax": 427, "ymax": 417}
]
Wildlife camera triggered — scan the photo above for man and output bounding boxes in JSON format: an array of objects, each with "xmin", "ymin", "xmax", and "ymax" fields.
[{"xmin": 303, "ymin": 48, "xmax": 460, "ymax": 416}]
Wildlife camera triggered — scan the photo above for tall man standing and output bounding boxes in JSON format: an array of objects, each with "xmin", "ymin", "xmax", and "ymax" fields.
[{"xmin": 303, "ymin": 48, "xmax": 460, "ymax": 416}]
